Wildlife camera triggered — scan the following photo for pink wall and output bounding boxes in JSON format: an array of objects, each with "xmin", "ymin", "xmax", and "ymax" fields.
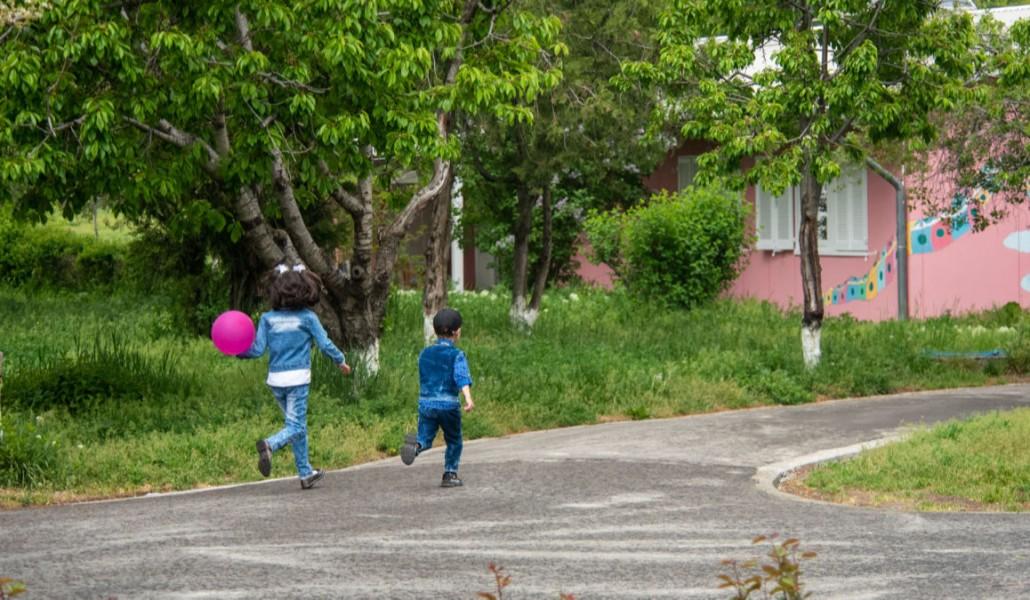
[{"xmin": 575, "ymin": 143, "xmax": 1030, "ymax": 320}]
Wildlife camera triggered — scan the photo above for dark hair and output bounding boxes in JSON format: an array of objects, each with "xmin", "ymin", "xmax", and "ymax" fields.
[
  {"xmin": 263, "ymin": 266, "xmax": 323, "ymax": 310},
  {"xmin": 432, "ymin": 307, "xmax": 463, "ymax": 336}
]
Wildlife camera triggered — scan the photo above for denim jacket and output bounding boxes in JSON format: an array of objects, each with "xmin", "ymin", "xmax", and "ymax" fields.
[
  {"xmin": 240, "ymin": 308, "xmax": 345, "ymax": 387},
  {"xmin": 418, "ymin": 338, "xmax": 472, "ymax": 405}
]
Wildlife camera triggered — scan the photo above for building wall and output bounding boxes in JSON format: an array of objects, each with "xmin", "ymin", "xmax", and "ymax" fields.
[{"xmin": 577, "ymin": 145, "xmax": 1030, "ymax": 320}]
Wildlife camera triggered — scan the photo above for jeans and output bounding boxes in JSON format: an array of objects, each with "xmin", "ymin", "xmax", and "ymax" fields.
[
  {"xmin": 266, "ymin": 384, "xmax": 313, "ymax": 478},
  {"xmin": 416, "ymin": 402, "xmax": 463, "ymax": 473}
]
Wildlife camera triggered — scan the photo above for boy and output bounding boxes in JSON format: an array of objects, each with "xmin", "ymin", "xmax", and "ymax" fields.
[{"xmin": 400, "ymin": 307, "xmax": 474, "ymax": 487}]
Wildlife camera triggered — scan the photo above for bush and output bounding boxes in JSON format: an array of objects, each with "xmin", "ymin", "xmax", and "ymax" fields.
[
  {"xmin": 0, "ymin": 207, "xmax": 125, "ymax": 288},
  {"xmin": 585, "ymin": 187, "xmax": 749, "ymax": 308}
]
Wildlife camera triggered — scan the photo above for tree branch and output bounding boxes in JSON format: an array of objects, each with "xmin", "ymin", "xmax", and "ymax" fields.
[
  {"xmin": 235, "ymin": 5, "xmax": 254, "ymax": 52},
  {"xmin": 318, "ymin": 159, "xmax": 363, "ymax": 216},
  {"xmin": 123, "ymin": 116, "xmax": 221, "ymax": 176},
  {"xmin": 269, "ymin": 146, "xmax": 333, "ymax": 274}
]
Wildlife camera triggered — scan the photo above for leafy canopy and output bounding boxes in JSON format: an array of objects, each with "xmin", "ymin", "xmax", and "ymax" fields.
[
  {"xmin": 0, "ymin": 0, "xmax": 563, "ymax": 232},
  {"xmin": 619, "ymin": 0, "xmax": 981, "ymax": 193}
]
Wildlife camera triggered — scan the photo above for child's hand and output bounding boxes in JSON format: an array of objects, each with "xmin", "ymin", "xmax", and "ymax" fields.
[
  {"xmin": 339, "ymin": 362, "xmax": 352, "ymax": 376},
  {"xmin": 464, "ymin": 400, "xmax": 474, "ymax": 413}
]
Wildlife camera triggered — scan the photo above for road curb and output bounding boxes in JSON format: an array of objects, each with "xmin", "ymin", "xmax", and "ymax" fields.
[{"xmin": 753, "ymin": 434, "xmax": 903, "ymax": 507}]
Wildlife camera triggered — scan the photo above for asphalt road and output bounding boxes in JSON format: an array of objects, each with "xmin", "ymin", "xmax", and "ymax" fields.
[{"xmin": 2, "ymin": 384, "xmax": 1029, "ymax": 599}]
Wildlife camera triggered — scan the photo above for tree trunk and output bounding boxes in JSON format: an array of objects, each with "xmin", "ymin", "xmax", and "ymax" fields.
[
  {"xmin": 510, "ymin": 185, "xmax": 537, "ymax": 328},
  {"xmin": 422, "ymin": 174, "xmax": 454, "ymax": 344},
  {"xmin": 798, "ymin": 167, "xmax": 824, "ymax": 368},
  {"xmin": 528, "ymin": 184, "xmax": 553, "ymax": 313}
]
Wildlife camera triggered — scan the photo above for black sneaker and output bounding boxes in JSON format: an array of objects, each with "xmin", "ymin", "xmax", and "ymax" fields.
[
  {"xmin": 441, "ymin": 472, "xmax": 463, "ymax": 488},
  {"xmin": 400, "ymin": 433, "xmax": 419, "ymax": 465},
  {"xmin": 256, "ymin": 440, "xmax": 272, "ymax": 477},
  {"xmin": 300, "ymin": 469, "xmax": 325, "ymax": 490}
]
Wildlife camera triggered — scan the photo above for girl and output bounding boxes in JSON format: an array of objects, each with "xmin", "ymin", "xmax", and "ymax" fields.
[{"xmin": 239, "ymin": 264, "xmax": 351, "ymax": 489}]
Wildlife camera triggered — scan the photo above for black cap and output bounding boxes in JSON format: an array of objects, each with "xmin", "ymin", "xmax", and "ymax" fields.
[{"xmin": 433, "ymin": 308, "xmax": 463, "ymax": 336}]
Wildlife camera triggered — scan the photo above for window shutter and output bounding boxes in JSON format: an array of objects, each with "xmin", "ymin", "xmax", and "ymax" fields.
[
  {"xmin": 677, "ymin": 156, "xmax": 698, "ymax": 191},
  {"xmin": 755, "ymin": 184, "xmax": 795, "ymax": 251},
  {"xmin": 823, "ymin": 167, "xmax": 868, "ymax": 254}
]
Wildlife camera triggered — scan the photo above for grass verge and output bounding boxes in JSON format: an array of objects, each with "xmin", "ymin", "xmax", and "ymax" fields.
[
  {"xmin": 788, "ymin": 408, "xmax": 1030, "ymax": 512},
  {"xmin": 1, "ymin": 285, "xmax": 1028, "ymax": 508}
]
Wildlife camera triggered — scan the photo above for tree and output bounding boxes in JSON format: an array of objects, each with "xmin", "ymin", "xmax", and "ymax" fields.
[
  {"xmin": 904, "ymin": 15, "xmax": 1028, "ymax": 221},
  {"xmin": 1, "ymin": 0, "xmax": 561, "ymax": 371},
  {"xmin": 622, "ymin": 0, "xmax": 982, "ymax": 367},
  {"xmin": 458, "ymin": 0, "xmax": 665, "ymax": 328}
]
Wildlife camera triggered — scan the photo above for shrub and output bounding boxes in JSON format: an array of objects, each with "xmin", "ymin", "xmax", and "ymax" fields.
[
  {"xmin": 585, "ymin": 187, "xmax": 749, "ymax": 308},
  {"xmin": 0, "ymin": 207, "xmax": 125, "ymax": 288}
]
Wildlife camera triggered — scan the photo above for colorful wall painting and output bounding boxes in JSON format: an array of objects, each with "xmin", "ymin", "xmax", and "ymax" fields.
[
  {"xmin": 1003, "ymin": 230, "xmax": 1030, "ymax": 292},
  {"xmin": 824, "ymin": 240, "xmax": 896, "ymax": 306},
  {"xmin": 824, "ymin": 187, "xmax": 987, "ymax": 306}
]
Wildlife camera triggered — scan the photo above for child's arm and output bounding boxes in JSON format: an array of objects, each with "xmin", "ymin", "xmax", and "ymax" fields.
[
  {"xmin": 306, "ymin": 311, "xmax": 350, "ymax": 374},
  {"xmin": 454, "ymin": 351, "xmax": 474, "ymax": 412},
  {"xmin": 237, "ymin": 315, "xmax": 268, "ymax": 359}
]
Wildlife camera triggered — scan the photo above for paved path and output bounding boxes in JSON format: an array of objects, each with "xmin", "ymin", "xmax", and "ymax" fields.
[{"xmin": 2, "ymin": 385, "xmax": 1029, "ymax": 599}]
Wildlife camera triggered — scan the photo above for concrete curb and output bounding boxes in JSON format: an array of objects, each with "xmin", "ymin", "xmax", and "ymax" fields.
[{"xmin": 753, "ymin": 434, "xmax": 904, "ymax": 507}]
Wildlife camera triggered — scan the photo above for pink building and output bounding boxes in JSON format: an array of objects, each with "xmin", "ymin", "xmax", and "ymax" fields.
[
  {"xmin": 578, "ymin": 140, "xmax": 1030, "ymax": 321},
  {"xmin": 575, "ymin": 3, "xmax": 1030, "ymax": 321}
]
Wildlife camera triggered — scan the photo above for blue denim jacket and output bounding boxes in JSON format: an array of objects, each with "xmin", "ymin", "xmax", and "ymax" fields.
[
  {"xmin": 240, "ymin": 309, "xmax": 345, "ymax": 385},
  {"xmin": 418, "ymin": 338, "xmax": 472, "ymax": 405}
]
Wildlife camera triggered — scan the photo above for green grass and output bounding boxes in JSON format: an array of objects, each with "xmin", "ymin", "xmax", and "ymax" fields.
[
  {"xmin": 1, "ymin": 285, "xmax": 1028, "ymax": 507},
  {"xmin": 804, "ymin": 409, "xmax": 1030, "ymax": 511}
]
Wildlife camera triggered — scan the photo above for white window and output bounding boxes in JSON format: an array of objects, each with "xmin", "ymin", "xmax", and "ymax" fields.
[
  {"xmin": 677, "ymin": 155, "xmax": 698, "ymax": 190},
  {"xmin": 754, "ymin": 167, "xmax": 868, "ymax": 256},
  {"xmin": 755, "ymin": 184, "xmax": 796, "ymax": 251}
]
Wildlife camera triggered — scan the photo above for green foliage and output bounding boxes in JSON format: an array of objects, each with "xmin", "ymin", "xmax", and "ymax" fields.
[
  {"xmin": 0, "ymin": 0, "xmax": 563, "ymax": 350},
  {"xmin": 458, "ymin": 0, "xmax": 666, "ymax": 296},
  {"xmin": 622, "ymin": 1, "xmax": 984, "ymax": 195},
  {"xmin": 468, "ymin": 187, "xmax": 589, "ymax": 287},
  {"xmin": 0, "ymin": 207, "xmax": 125, "ymax": 288},
  {"xmin": 5, "ymin": 334, "xmax": 195, "ymax": 413},
  {"xmin": 0, "ymin": 284, "xmax": 1027, "ymax": 505},
  {"xmin": 0, "ymin": 414, "xmax": 66, "ymax": 488},
  {"xmin": 586, "ymin": 187, "xmax": 749, "ymax": 309},
  {"xmin": 718, "ymin": 535, "xmax": 816, "ymax": 600}
]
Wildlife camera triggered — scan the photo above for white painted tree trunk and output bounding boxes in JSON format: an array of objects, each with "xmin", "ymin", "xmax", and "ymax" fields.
[
  {"xmin": 801, "ymin": 323, "xmax": 822, "ymax": 369},
  {"xmin": 352, "ymin": 338, "xmax": 381, "ymax": 376},
  {"xmin": 423, "ymin": 313, "xmax": 437, "ymax": 346},
  {"xmin": 509, "ymin": 295, "xmax": 539, "ymax": 329}
]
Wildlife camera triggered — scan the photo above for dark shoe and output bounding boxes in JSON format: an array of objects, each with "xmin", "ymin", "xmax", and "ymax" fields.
[
  {"xmin": 256, "ymin": 440, "xmax": 272, "ymax": 477},
  {"xmin": 441, "ymin": 471, "xmax": 463, "ymax": 488},
  {"xmin": 300, "ymin": 469, "xmax": 325, "ymax": 490},
  {"xmin": 401, "ymin": 433, "xmax": 419, "ymax": 465}
]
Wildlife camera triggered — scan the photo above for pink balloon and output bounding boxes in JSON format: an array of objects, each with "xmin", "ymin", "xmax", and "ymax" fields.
[{"xmin": 211, "ymin": 310, "xmax": 256, "ymax": 356}]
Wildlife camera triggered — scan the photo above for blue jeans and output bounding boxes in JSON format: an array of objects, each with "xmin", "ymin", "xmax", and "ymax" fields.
[
  {"xmin": 266, "ymin": 384, "xmax": 313, "ymax": 478},
  {"xmin": 417, "ymin": 402, "xmax": 463, "ymax": 473}
]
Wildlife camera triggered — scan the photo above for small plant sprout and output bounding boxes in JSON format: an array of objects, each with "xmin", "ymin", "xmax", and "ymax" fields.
[
  {"xmin": 717, "ymin": 534, "xmax": 817, "ymax": 600},
  {"xmin": 477, "ymin": 563, "xmax": 575, "ymax": 599},
  {"xmin": 0, "ymin": 578, "xmax": 26, "ymax": 599}
]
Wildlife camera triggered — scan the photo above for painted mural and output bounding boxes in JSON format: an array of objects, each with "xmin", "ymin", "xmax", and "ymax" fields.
[
  {"xmin": 824, "ymin": 188, "xmax": 985, "ymax": 306},
  {"xmin": 1003, "ymin": 230, "xmax": 1030, "ymax": 292}
]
